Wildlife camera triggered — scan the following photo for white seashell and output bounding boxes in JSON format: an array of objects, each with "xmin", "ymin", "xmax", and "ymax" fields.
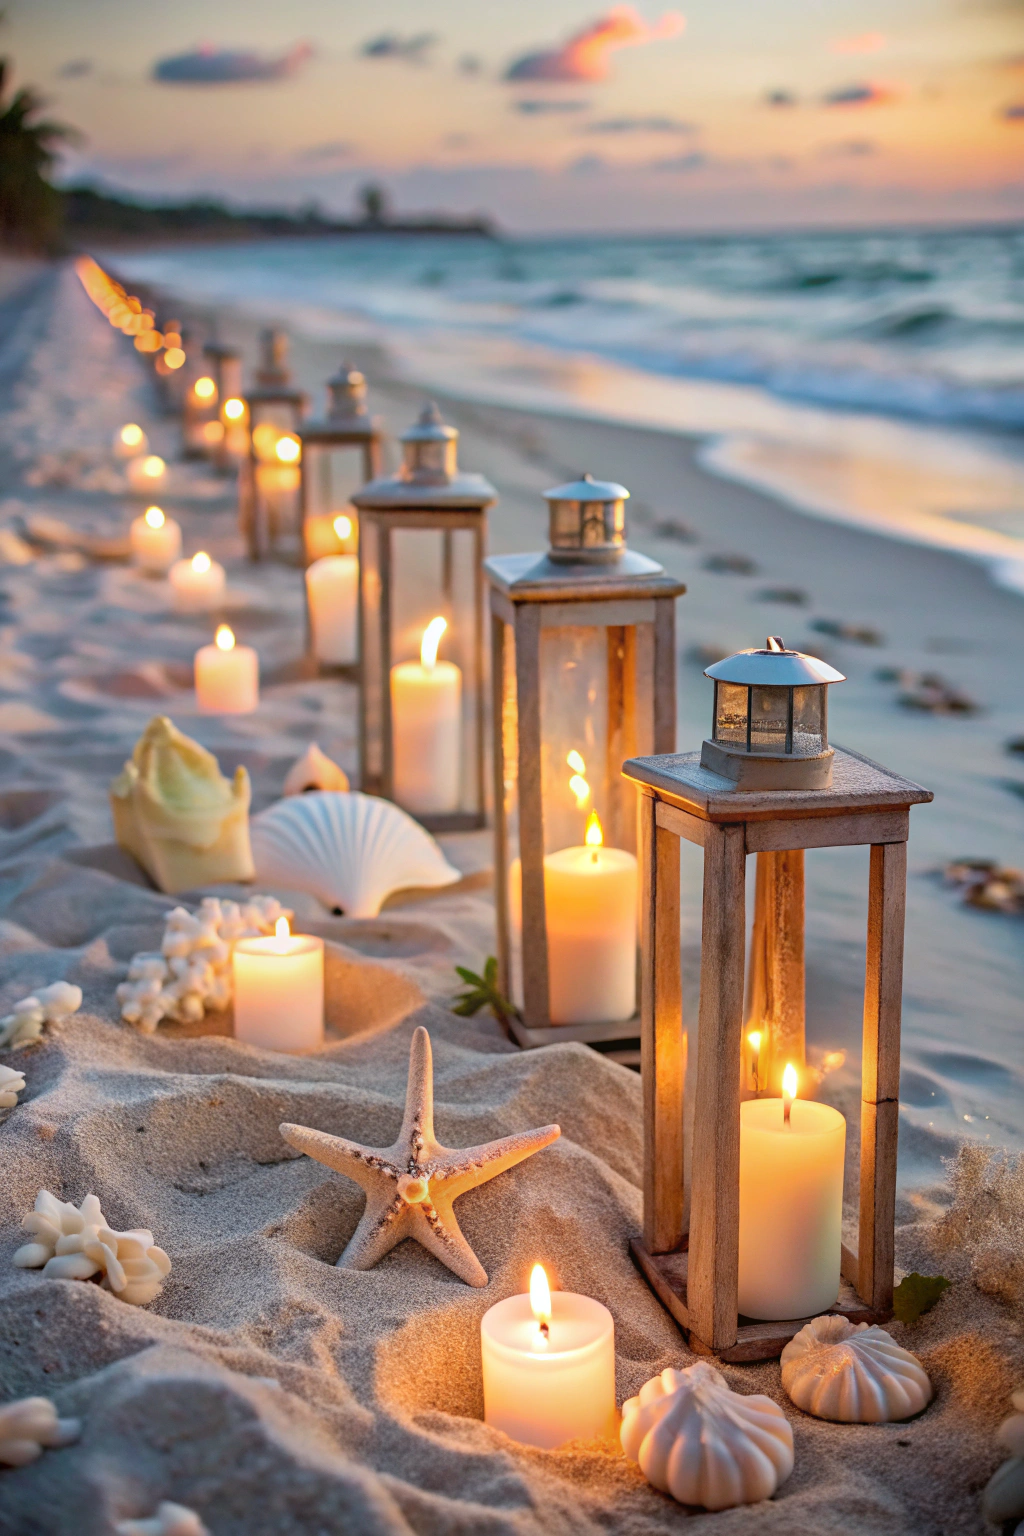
[
  {"xmin": 0, "ymin": 981, "xmax": 82, "ymax": 1050},
  {"xmin": 0, "ymin": 1064, "xmax": 26, "ymax": 1107},
  {"xmin": 12, "ymin": 1189, "xmax": 171, "ymax": 1306},
  {"xmin": 115, "ymin": 1502, "xmax": 209, "ymax": 1536},
  {"xmin": 283, "ymin": 742, "xmax": 349, "ymax": 796},
  {"xmin": 982, "ymin": 1391, "xmax": 1024, "ymax": 1526},
  {"xmin": 0, "ymin": 1396, "xmax": 80, "ymax": 1467},
  {"xmin": 780, "ymin": 1315, "xmax": 932, "ymax": 1423},
  {"xmin": 620, "ymin": 1361, "xmax": 794, "ymax": 1511},
  {"xmin": 251, "ymin": 790, "xmax": 460, "ymax": 919}
]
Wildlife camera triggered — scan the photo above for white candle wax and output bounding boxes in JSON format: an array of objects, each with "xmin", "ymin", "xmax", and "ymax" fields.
[
  {"xmin": 738, "ymin": 1096, "xmax": 846, "ymax": 1321},
  {"xmin": 130, "ymin": 507, "xmax": 181, "ymax": 574},
  {"xmin": 233, "ymin": 929, "xmax": 324, "ymax": 1052},
  {"xmin": 390, "ymin": 618, "xmax": 461, "ymax": 816},
  {"xmin": 195, "ymin": 627, "xmax": 259, "ymax": 714},
  {"xmin": 481, "ymin": 1289, "xmax": 617, "ymax": 1450},
  {"xmin": 126, "ymin": 454, "xmax": 167, "ymax": 494},
  {"xmin": 169, "ymin": 552, "xmax": 226, "ymax": 613},
  {"xmin": 306, "ymin": 554, "xmax": 358, "ymax": 665}
]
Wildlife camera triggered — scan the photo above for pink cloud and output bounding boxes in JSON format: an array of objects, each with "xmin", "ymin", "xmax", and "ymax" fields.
[
  {"xmin": 505, "ymin": 7, "xmax": 685, "ymax": 85},
  {"xmin": 823, "ymin": 81, "xmax": 897, "ymax": 108},
  {"xmin": 829, "ymin": 33, "xmax": 887, "ymax": 56}
]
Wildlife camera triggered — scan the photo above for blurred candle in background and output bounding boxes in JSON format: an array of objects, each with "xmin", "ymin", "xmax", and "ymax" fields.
[
  {"xmin": 126, "ymin": 454, "xmax": 167, "ymax": 494},
  {"xmin": 304, "ymin": 509, "xmax": 357, "ymax": 564},
  {"xmin": 194, "ymin": 624, "xmax": 259, "ymax": 714},
  {"xmin": 390, "ymin": 617, "xmax": 461, "ymax": 816},
  {"xmin": 169, "ymin": 550, "xmax": 226, "ymax": 612},
  {"xmin": 130, "ymin": 505, "xmax": 181, "ymax": 574},
  {"xmin": 114, "ymin": 423, "xmax": 148, "ymax": 459},
  {"xmin": 306, "ymin": 551, "xmax": 359, "ymax": 666}
]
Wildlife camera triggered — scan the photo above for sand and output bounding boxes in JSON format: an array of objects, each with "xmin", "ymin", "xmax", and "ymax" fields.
[{"xmin": 0, "ymin": 264, "xmax": 1020, "ymax": 1534}]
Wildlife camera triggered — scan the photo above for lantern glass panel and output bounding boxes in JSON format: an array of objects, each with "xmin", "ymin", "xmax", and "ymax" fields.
[
  {"xmin": 749, "ymin": 685, "xmax": 790, "ymax": 754},
  {"xmin": 714, "ymin": 682, "xmax": 749, "ymax": 746},
  {"xmin": 792, "ymin": 684, "xmax": 826, "ymax": 756},
  {"xmin": 304, "ymin": 443, "xmax": 364, "ymax": 521}
]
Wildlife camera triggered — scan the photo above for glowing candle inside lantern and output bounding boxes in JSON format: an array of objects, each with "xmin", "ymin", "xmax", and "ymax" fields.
[
  {"xmin": 255, "ymin": 433, "xmax": 302, "ymax": 533},
  {"xmin": 193, "ymin": 375, "xmax": 217, "ymax": 404},
  {"xmin": 306, "ymin": 546, "xmax": 358, "ymax": 666},
  {"xmin": 390, "ymin": 616, "xmax": 461, "ymax": 816},
  {"xmin": 738, "ymin": 1063, "xmax": 846, "ymax": 1321},
  {"xmin": 126, "ymin": 454, "xmax": 167, "ymax": 494},
  {"xmin": 304, "ymin": 509, "xmax": 357, "ymax": 564},
  {"xmin": 481, "ymin": 1264, "xmax": 617, "ymax": 1449},
  {"xmin": 129, "ymin": 505, "xmax": 181, "ymax": 574},
  {"xmin": 169, "ymin": 550, "xmax": 226, "ymax": 612},
  {"xmin": 114, "ymin": 422, "xmax": 148, "ymax": 459},
  {"xmin": 195, "ymin": 625, "xmax": 259, "ymax": 715},
  {"xmin": 232, "ymin": 917, "xmax": 324, "ymax": 1053},
  {"xmin": 221, "ymin": 396, "xmax": 249, "ymax": 458}
]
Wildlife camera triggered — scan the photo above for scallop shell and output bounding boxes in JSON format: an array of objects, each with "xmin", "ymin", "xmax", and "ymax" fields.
[
  {"xmin": 620, "ymin": 1361, "xmax": 794, "ymax": 1511},
  {"xmin": 780, "ymin": 1315, "xmax": 932, "ymax": 1423},
  {"xmin": 283, "ymin": 742, "xmax": 349, "ymax": 796},
  {"xmin": 250, "ymin": 790, "xmax": 460, "ymax": 918}
]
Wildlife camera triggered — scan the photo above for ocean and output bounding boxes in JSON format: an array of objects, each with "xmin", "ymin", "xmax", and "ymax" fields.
[{"xmin": 114, "ymin": 224, "xmax": 1024, "ymax": 596}]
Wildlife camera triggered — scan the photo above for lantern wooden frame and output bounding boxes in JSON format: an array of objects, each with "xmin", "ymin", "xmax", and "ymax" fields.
[
  {"xmin": 488, "ymin": 551, "xmax": 684, "ymax": 1055},
  {"xmin": 622, "ymin": 745, "xmax": 932, "ymax": 1360}
]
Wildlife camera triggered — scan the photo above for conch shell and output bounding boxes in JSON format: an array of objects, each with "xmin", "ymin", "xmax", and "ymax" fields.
[
  {"xmin": 780, "ymin": 1315, "xmax": 932, "ymax": 1423},
  {"xmin": 0, "ymin": 1396, "xmax": 80, "ymax": 1467},
  {"xmin": 110, "ymin": 716, "xmax": 254, "ymax": 894},
  {"xmin": 283, "ymin": 742, "xmax": 349, "ymax": 796},
  {"xmin": 620, "ymin": 1362, "xmax": 794, "ymax": 1510}
]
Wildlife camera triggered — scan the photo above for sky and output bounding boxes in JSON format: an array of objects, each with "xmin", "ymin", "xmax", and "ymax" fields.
[{"xmin": 5, "ymin": 0, "xmax": 1024, "ymax": 232}]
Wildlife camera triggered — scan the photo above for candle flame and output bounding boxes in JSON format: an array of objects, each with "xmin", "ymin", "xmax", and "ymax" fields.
[
  {"xmin": 215, "ymin": 625, "xmax": 235, "ymax": 652},
  {"xmin": 194, "ymin": 375, "xmax": 216, "ymax": 401},
  {"xmin": 569, "ymin": 774, "xmax": 590, "ymax": 808},
  {"xmin": 223, "ymin": 397, "xmax": 246, "ymax": 421},
  {"xmin": 275, "ymin": 433, "xmax": 301, "ymax": 464},
  {"xmin": 165, "ymin": 347, "xmax": 185, "ymax": 370},
  {"xmin": 333, "ymin": 514, "xmax": 353, "ymax": 540},
  {"xmin": 421, "ymin": 616, "xmax": 447, "ymax": 669},
  {"xmin": 782, "ymin": 1062, "xmax": 798, "ymax": 1125},
  {"xmin": 142, "ymin": 455, "xmax": 165, "ymax": 479},
  {"xmin": 144, "ymin": 506, "xmax": 164, "ymax": 529},
  {"xmin": 566, "ymin": 749, "xmax": 586, "ymax": 775},
  {"xmin": 120, "ymin": 423, "xmax": 144, "ymax": 448},
  {"xmin": 530, "ymin": 1264, "xmax": 552, "ymax": 1333},
  {"xmin": 585, "ymin": 811, "xmax": 603, "ymax": 849},
  {"xmin": 192, "ymin": 552, "xmax": 211, "ymax": 574},
  {"xmin": 275, "ymin": 916, "xmax": 290, "ymax": 939},
  {"xmin": 747, "ymin": 1029, "xmax": 762, "ymax": 1054}
]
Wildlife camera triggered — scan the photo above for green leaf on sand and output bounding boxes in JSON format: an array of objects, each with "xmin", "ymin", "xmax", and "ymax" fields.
[
  {"xmin": 451, "ymin": 956, "xmax": 520, "ymax": 1028},
  {"xmin": 892, "ymin": 1272, "xmax": 951, "ymax": 1325}
]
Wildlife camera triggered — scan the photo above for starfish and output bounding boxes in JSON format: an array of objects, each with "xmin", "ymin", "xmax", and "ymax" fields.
[{"xmin": 280, "ymin": 1026, "xmax": 560, "ymax": 1286}]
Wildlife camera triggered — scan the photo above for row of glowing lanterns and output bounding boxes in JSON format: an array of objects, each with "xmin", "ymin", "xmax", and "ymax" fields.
[{"xmin": 76, "ymin": 256, "xmax": 185, "ymax": 363}]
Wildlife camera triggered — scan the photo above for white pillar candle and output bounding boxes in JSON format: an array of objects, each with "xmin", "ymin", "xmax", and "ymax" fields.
[
  {"xmin": 233, "ymin": 918, "xmax": 324, "ymax": 1052},
  {"xmin": 390, "ymin": 617, "xmax": 461, "ymax": 816},
  {"xmin": 130, "ymin": 506, "xmax": 181, "ymax": 574},
  {"xmin": 195, "ymin": 625, "xmax": 259, "ymax": 714},
  {"xmin": 126, "ymin": 454, "xmax": 167, "ymax": 494},
  {"xmin": 169, "ymin": 551, "xmax": 226, "ymax": 612},
  {"xmin": 738, "ymin": 1068, "xmax": 846, "ymax": 1321},
  {"xmin": 306, "ymin": 554, "xmax": 358, "ymax": 665},
  {"xmin": 114, "ymin": 423, "xmax": 148, "ymax": 459},
  {"xmin": 481, "ymin": 1265, "xmax": 616, "ymax": 1450}
]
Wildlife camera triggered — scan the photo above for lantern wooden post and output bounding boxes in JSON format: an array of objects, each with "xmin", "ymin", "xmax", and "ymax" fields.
[
  {"xmin": 486, "ymin": 475, "xmax": 685, "ymax": 1058},
  {"xmin": 240, "ymin": 329, "xmax": 308, "ymax": 561},
  {"xmin": 624, "ymin": 736, "xmax": 932, "ymax": 1361}
]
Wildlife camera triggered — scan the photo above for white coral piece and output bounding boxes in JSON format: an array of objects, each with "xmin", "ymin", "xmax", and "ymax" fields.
[
  {"xmin": 115, "ymin": 1502, "xmax": 210, "ymax": 1536},
  {"xmin": 0, "ymin": 1396, "xmax": 80, "ymax": 1468},
  {"xmin": 620, "ymin": 1361, "xmax": 794, "ymax": 1511},
  {"xmin": 780, "ymin": 1315, "xmax": 932, "ymax": 1423},
  {"xmin": 0, "ymin": 1064, "xmax": 26, "ymax": 1107},
  {"xmin": 12, "ymin": 1189, "xmax": 171, "ymax": 1305},
  {"xmin": 116, "ymin": 895, "xmax": 291, "ymax": 1033},
  {"xmin": 0, "ymin": 981, "xmax": 83, "ymax": 1051}
]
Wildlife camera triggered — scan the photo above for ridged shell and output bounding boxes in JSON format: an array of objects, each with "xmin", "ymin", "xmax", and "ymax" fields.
[
  {"xmin": 250, "ymin": 791, "xmax": 460, "ymax": 919},
  {"xmin": 620, "ymin": 1362, "xmax": 794, "ymax": 1511},
  {"xmin": 282, "ymin": 743, "xmax": 349, "ymax": 796},
  {"xmin": 780, "ymin": 1315, "xmax": 932, "ymax": 1423}
]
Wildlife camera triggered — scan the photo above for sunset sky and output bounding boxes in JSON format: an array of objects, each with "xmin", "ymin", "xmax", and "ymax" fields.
[{"xmin": 6, "ymin": 0, "xmax": 1024, "ymax": 231}]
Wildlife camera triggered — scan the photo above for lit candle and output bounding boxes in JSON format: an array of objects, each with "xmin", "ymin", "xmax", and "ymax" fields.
[
  {"xmin": 306, "ymin": 552, "xmax": 358, "ymax": 666},
  {"xmin": 738, "ymin": 1064, "xmax": 846, "ymax": 1321},
  {"xmin": 304, "ymin": 509, "xmax": 357, "ymax": 564},
  {"xmin": 114, "ymin": 422, "xmax": 148, "ymax": 459},
  {"xmin": 232, "ymin": 917, "xmax": 324, "ymax": 1052},
  {"xmin": 481, "ymin": 1264, "xmax": 617, "ymax": 1450},
  {"xmin": 129, "ymin": 506, "xmax": 181, "ymax": 574},
  {"xmin": 255, "ymin": 433, "xmax": 301, "ymax": 531},
  {"xmin": 126, "ymin": 454, "xmax": 168, "ymax": 494},
  {"xmin": 390, "ymin": 617, "xmax": 461, "ymax": 816},
  {"xmin": 169, "ymin": 551, "xmax": 226, "ymax": 613},
  {"xmin": 193, "ymin": 375, "xmax": 217, "ymax": 406},
  {"xmin": 221, "ymin": 396, "xmax": 249, "ymax": 459},
  {"xmin": 510, "ymin": 808, "xmax": 637, "ymax": 1025},
  {"xmin": 195, "ymin": 625, "xmax": 259, "ymax": 714}
]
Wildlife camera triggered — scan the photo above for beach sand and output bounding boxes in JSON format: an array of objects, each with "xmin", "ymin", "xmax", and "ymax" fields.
[{"xmin": 0, "ymin": 264, "xmax": 1020, "ymax": 1534}]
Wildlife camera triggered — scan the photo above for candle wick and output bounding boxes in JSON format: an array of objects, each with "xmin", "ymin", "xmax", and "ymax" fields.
[
  {"xmin": 539, "ymin": 1320, "xmax": 549, "ymax": 1340},
  {"xmin": 590, "ymin": 849, "xmax": 598, "ymax": 865},
  {"xmin": 784, "ymin": 1099, "xmax": 792, "ymax": 1127}
]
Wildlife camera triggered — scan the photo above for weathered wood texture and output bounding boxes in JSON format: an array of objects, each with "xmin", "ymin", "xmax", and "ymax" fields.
[
  {"xmin": 639, "ymin": 791, "xmax": 684, "ymax": 1253},
  {"xmin": 513, "ymin": 603, "xmax": 550, "ymax": 1029}
]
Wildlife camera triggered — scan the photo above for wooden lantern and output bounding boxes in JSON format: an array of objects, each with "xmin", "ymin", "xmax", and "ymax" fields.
[
  {"xmin": 300, "ymin": 363, "xmax": 383, "ymax": 565},
  {"xmin": 240, "ymin": 329, "xmax": 308, "ymax": 560},
  {"xmin": 351, "ymin": 404, "xmax": 496, "ymax": 832},
  {"xmin": 183, "ymin": 341, "xmax": 241, "ymax": 460},
  {"xmin": 485, "ymin": 475, "xmax": 685, "ymax": 1057},
  {"xmin": 623, "ymin": 639, "xmax": 932, "ymax": 1360}
]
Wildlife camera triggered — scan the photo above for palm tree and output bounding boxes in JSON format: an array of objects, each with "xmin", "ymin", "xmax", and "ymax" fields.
[{"xmin": 0, "ymin": 56, "xmax": 79, "ymax": 252}]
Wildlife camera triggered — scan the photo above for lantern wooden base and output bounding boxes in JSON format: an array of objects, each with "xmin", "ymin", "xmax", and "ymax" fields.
[
  {"xmin": 700, "ymin": 738, "xmax": 834, "ymax": 790},
  {"xmin": 505, "ymin": 1011, "xmax": 640, "ymax": 1060},
  {"xmin": 630, "ymin": 1237, "xmax": 888, "ymax": 1362}
]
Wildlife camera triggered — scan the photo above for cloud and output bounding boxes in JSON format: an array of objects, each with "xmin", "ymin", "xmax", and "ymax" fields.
[
  {"xmin": 829, "ymin": 32, "xmax": 887, "ymax": 54},
  {"xmin": 505, "ymin": 6, "xmax": 685, "ymax": 85},
  {"xmin": 584, "ymin": 114, "xmax": 696, "ymax": 133},
  {"xmin": 458, "ymin": 55, "xmax": 483, "ymax": 76},
  {"xmin": 1001, "ymin": 102, "xmax": 1024, "ymax": 118},
  {"xmin": 360, "ymin": 34, "xmax": 438, "ymax": 64},
  {"xmin": 153, "ymin": 44, "xmax": 312, "ymax": 85},
  {"xmin": 513, "ymin": 99, "xmax": 591, "ymax": 114},
  {"xmin": 57, "ymin": 59, "xmax": 93, "ymax": 80},
  {"xmin": 765, "ymin": 89, "xmax": 797, "ymax": 107},
  {"xmin": 569, "ymin": 154, "xmax": 608, "ymax": 174},
  {"xmin": 650, "ymin": 151, "xmax": 707, "ymax": 172},
  {"xmin": 295, "ymin": 141, "xmax": 355, "ymax": 164},
  {"xmin": 820, "ymin": 138, "xmax": 877, "ymax": 157},
  {"xmin": 823, "ymin": 81, "xmax": 895, "ymax": 107}
]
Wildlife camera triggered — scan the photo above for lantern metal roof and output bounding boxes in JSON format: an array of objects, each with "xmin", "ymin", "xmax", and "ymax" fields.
[
  {"xmin": 352, "ymin": 403, "xmax": 496, "ymax": 511},
  {"xmin": 401, "ymin": 402, "xmax": 457, "ymax": 446},
  {"xmin": 545, "ymin": 474, "xmax": 629, "ymax": 503},
  {"xmin": 705, "ymin": 637, "xmax": 845, "ymax": 688},
  {"xmin": 544, "ymin": 472, "xmax": 629, "ymax": 564},
  {"xmin": 300, "ymin": 362, "xmax": 381, "ymax": 444}
]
